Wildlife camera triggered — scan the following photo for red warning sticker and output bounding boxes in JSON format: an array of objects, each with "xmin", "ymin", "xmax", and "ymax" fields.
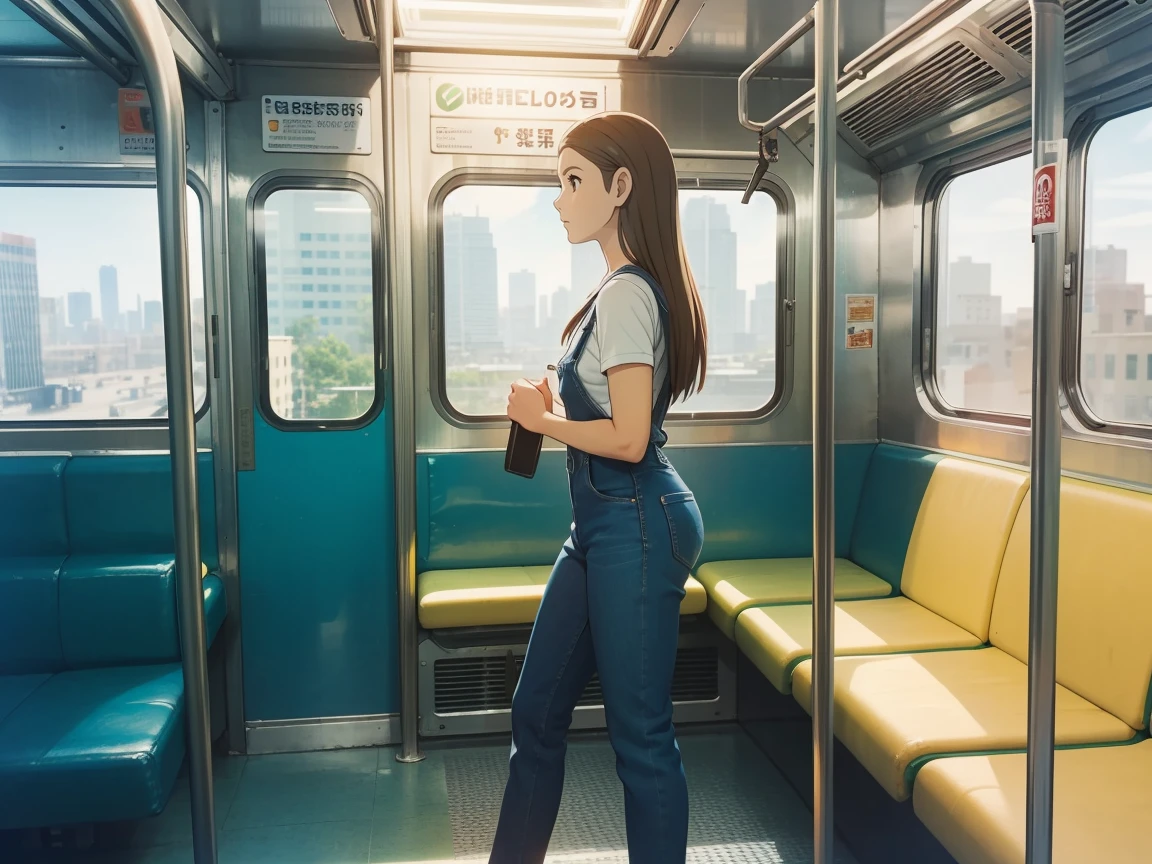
[
  {"xmin": 1032, "ymin": 164, "xmax": 1058, "ymax": 235},
  {"xmin": 1032, "ymin": 140, "xmax": 1066, "ymax": 236}
]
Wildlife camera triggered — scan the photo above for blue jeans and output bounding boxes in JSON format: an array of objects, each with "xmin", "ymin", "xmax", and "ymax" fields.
[{"xmin": 490, "ymin": 448, "xmax": 704, "ymax": 864}]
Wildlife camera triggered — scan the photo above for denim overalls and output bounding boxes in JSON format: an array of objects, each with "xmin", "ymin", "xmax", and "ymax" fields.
[{"xmin": 490, "ymin": 265, "xmax": 705, "ymax": 864}]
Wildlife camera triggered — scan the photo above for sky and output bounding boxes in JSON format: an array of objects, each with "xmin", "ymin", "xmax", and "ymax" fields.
[
  {"xmin": 0, "ymin": 185, "xmax": 205, "ymax": 314},
  {"xmin": 944, "ymin": 105, "xmax": 1152, "ymax": 314},
  {"xmin": 443, "ymin": 184, "xmax": 779, "ymax": 309}
]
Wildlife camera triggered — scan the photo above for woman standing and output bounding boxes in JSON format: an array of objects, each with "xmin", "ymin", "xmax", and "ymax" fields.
[{"xmin": 494, "ymin": 112, "xmax": 708, "ymax": 864}]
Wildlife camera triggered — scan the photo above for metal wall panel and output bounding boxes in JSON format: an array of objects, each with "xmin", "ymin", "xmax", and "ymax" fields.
[{"xmin": 0, "ymin": 65, "xmax": 205, "ymax": 175}]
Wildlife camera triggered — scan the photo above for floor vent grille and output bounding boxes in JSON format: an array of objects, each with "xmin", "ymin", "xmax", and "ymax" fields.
[{"xmin": 433, "ymin": 645, "xmax": 720, "ymax": 715}]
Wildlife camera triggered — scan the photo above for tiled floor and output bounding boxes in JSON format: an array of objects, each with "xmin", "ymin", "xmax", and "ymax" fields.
[{"xmin": 1, "ymin": 729, "xmax": 856, "ymax": 864}]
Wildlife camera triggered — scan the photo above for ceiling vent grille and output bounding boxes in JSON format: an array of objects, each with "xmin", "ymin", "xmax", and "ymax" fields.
[
  {"xmin": 990, "ymin": 0, "xmax": 1135, "ymax": 56},
  {"xmin": 842, "ymin": 42, "xmax": 1006, "ymax": 149},
  {"xmin": 433, "ymin": 646, "xmax": 719, "ymax": 715}
]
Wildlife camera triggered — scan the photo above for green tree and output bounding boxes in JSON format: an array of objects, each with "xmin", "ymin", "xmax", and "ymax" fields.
[{"xmin": 285, "ymin": 316, "xmax": 375, "ymax": 418}]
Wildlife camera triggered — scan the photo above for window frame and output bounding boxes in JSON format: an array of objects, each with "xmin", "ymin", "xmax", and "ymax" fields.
[
  {"xmin": 249, "ymin": 172, "xmax": 386, "ymax": 432},
  {"xmin": 428, "ymin": 169, "xmax": 793, "ymax": 428},
  {"xmin": 0, "ymin": 169, "xmax": 212, "ymax": 430},
  {"xmin": 1064, "ymin": 92, "xmax": 1152, "ymax": 441},
  {"xmin": 921, "ymin": 142, "xmax": 1033, "ymax": 429}
]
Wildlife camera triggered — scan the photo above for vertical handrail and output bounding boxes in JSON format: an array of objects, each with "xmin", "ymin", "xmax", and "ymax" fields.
[
  {"xmin": 811, "ymin": 1, "xmax": 838, "ymax": 862},
  {"xmin": 1026, "ymin": 2, "xmax": 1065, "ymax": 862},
  {"xmin": 377, "ymin": 0, "xmax": 424, "ymax": 764},
  {"xmin": 101, "ymin": 1, "xmax": 217, "ymax": 861}
]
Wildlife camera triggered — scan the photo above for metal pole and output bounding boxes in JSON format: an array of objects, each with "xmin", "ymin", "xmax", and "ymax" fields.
[
  {"xmin": 377, "ymin": 0, "xmax": 424, "ymax": 764},
  {"xmin": 811, "ymin": 1, "xmax": 838, "ymax": 862},
  {"xmin": 1026, "ymin": 2, "xmax": 1065, "ymax": 862},
  {"xmin": 102, "ymin": 2, "xmax": 216, "ymax": 862}
]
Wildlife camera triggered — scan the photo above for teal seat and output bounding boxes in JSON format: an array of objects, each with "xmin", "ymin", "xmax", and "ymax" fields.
[
  {"xmin": 0, "ymin": 454, "xmax": 227, "ymax": 831},
  {"xmin": 0, "ymin": 666, "xmax": 185, "ymax": 829}
]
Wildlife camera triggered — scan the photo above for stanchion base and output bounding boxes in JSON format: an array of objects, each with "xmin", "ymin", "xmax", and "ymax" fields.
[{"xmin": 396, "ymin": 750, "xmax": 426, "ymax": 764}]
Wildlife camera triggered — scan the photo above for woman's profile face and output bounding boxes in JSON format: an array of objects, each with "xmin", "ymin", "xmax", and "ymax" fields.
[{"xmin": 553, "ymin": 148, "xmax": 619, "ymax": 245}]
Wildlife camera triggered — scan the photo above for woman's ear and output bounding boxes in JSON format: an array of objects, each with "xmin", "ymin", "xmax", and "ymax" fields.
[{"xmin": 612, "ymin": 167, "xmax": 633, "ymax": 207}]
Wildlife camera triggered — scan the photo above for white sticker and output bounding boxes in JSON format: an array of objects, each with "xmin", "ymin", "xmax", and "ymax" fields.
[
  {"xmin": 118, "ymin": 88, "xmax": 155, "ymax": 155},
  {"xmin": 261, "ymin": 96, "xmax": 372, "ymax": 155},
  {"xmin": 431, "ymin": 117, "xmax": 573, "ymax": 156},
  {"xmin": 429, "ymin": 75, "xmax": 621, "ymax": 121},
  {"xmin": 846, "ymin": 294, "xmax": 876, "ymax": 324}
]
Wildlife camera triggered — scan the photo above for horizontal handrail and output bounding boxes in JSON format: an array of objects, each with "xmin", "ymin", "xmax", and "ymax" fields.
[
  {"xmin": 737, "ymin": 8, "xmax": 815, "ymax": 131},
  {"xmin": 746, "ymin": 0, "xmax": 979, "ymax": 136}
]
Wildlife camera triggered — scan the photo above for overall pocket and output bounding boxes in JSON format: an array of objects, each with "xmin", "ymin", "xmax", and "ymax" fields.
[
  {"xmin": 661, "ymin": 491, "xmax": 704, "ymax": 570},
  {"xmin": 586, "ymin": 459, "xmax": 636, "ymax": 504}
]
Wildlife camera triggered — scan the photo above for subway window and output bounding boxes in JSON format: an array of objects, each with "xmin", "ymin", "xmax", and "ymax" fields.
[
  {"xmin": 934, "ymin": 153, "xmax": 1033, "ymax": 418},
  {"xmin": 259, "ymin": 187, "xmax": 378, "ymax": 424},
  {"xmin": 439, "ymin": 183, "xmax": 780, "ymax": 418},
  {"xmin": 1080, "ymin": 104, "xmax": 1152, "ymax": 428},
  {"xmin": 0, "ymin": 185, "xmax": 206, "ymax": 422}
]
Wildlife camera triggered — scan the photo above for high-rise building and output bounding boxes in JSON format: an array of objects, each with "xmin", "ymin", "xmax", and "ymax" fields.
[
  {"xmin": 1083, "ymin": 246, "xmax": 1143, "ymax": 328},
  {"xmin": 267, "ymin": 335, "xmax": 296, "ymax": 418},
  {"xmin": 1084, "ymin": 246, "xmax": 1128, "ymax": 313},
  {"xmin": 125, "ymin": 309, "xmax": 142, "ymax": 333},
  {"xmin": 750, "ymin": 282, "xmax": 776, "ymax": 351},
  {"xmin": 99, "ymin": 265, "xmax": 120, "ymax": 330},
  {"xmin": 537, "ymin": 295, "xmax": 550, "ymax": 334},
  {"xmin": 507, "ymin": 269, "xmax": 537, "ymax": 349},
  {"xmin": 682, "ymin": 197, "xmax": 742, "ymax": 354},
  {"xmin": 570, "ymin": 242, "xmax": 606, "ymax": 298},
  {"xmin": 262, "ymin": 192, "xmax": 375, "ymax": 350},
  {"xmin": 39, "ymin": 296, "xmax": 64, "ymax": 348},
  {"xmin": 550, "ymin": 285, "xmax": 575, "ymax": 337},
  {"xmin": 443, "ymin": 213, "xmax": 499, "ymax": 355},
  {"xmin": 68, "ymin": 291, "xmax": 93, "ymax": 329},
  {"xmin": 946, "ymin": 256, "xmax": 993, "ymax": 325},
  {"xmin": 144, "ymin": 300, "xmax": 163, "ymax": 333},
  {"xmin": 0, "ymin": 233, "xmax": 46, "ymax": 395}
]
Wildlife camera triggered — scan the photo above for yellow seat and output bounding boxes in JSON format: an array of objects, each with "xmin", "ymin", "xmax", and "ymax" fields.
[
  {"xmin": 914, "ymin": 741, "xmax": 1152, "ymax": 864},
  {"xmin": 791, "ymin": 477, "xmax": 1152, "ymax": 802},
  {"xmin": 791, "ymin": 648, "xmax": 1134, "ymax": 801},
  {"xmin": 417, "ymin": 566, "xmax": 708, "ymax": 629},
  {"xmin": 736, "ymin": 597, "xmax": 982, "ymax": 693},
  {"xmin": 694, "ymin": 558, "xmax": 890, "ymax": 640},
  {"xmin": 733, "ymin": 457, "xmax": 1027, "ymax": 692}
]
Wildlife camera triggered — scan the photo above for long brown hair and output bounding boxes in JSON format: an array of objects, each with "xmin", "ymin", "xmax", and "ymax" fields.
[{"xmin": 559, "ymin": 112, "xmax": 707, "ymax": 402}]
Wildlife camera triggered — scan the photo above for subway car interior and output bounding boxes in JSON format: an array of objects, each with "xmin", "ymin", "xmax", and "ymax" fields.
[{"xmin": 2, "ymin": 0, "xmax": 1152, "ymax": 862}]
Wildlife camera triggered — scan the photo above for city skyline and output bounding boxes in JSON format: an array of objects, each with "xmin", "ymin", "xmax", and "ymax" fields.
[
  {"xmin": 0, "ymin": 186, "xmax": 205, "ymax": 310},
  {"xmin": 443, "ymin": 191, "xmax": 779, "ymax": 355},
  {"xmin": 441, "ymin": 185, "xmax": 779, "ymax": 319},
  {"xmin": 0, "ymin": 220, "xmax": 208, "ymax": 418}
]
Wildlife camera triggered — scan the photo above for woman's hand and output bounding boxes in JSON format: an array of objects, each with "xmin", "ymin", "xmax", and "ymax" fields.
[{"xmin": 507, "ymin": 379, "xmax": 549, "ymax": 433}]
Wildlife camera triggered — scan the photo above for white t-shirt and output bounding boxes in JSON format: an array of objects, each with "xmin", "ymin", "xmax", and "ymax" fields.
[{"xmin": 568, "ymin": 272, "xmax": 668, "ymax": 418}]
